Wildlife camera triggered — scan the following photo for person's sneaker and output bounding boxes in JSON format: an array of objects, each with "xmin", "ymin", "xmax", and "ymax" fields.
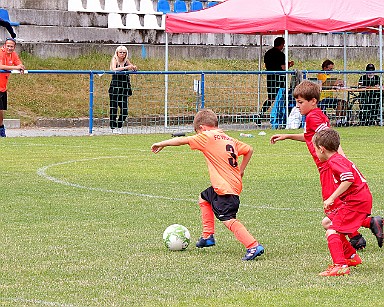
[
  {"xmin": 196, "ymin": 234, "xmax": 215, "ymax": 248},
  {"xmin": 242, "ymin": 244, "xmax": 264, "ymax": 261},
  {"xmin": 0, "ymin": 127, "xmax": 6, "ymax": 137},
  {"xmin": 370, "ymin": 216, "xmax": 383, "ymax": 248},
  {"xmin": 349, "ymin": 234, "xmax": 366, "ymax": 250},
  {"xmin": 319, "ymin": 264, "xmax": 350, "ymax": 276},
  {"xmin": 346, "ymin": 253, "xmax": 362, "ymax": 267}
]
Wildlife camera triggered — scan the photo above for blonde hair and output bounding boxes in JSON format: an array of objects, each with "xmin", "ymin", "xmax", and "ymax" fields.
[{"xmin": 110, "ymin": 45, "xmax": 129, "ymax": 69}]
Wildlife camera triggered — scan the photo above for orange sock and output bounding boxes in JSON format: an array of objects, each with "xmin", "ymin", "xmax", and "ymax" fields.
[
  {"xmin": 225, "ymin": 219, "xmax": 257, "ymax": 249},
  {"xmin": 199, "ymin": 200, "xmax": 215, "ymax": 238}
]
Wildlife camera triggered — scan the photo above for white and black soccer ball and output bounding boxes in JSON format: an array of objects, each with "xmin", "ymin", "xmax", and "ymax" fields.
[{"xmin": 163, "ymin": 224, "xmax": 190, "ymax": 251}]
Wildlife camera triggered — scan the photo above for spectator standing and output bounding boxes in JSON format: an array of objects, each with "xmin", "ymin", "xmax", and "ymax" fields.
[
  {"xmin": 109, "ymin": 45, "xmax": 136, "ymax": 134},
  {"xmin": 0, "ymin": 37, "xmax": 25, "ymax": 137},
  {"xmin": 358, "ymin": 63, "xmax": 380, "ymax": 126},
  {"xmin": 263, "ymin": 37, "xmax": 294, "ymax": 116}
]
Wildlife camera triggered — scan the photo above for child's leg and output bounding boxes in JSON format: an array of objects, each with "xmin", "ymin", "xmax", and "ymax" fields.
[
  {"xmin": 340, "ymin": 234, "xmax": 356, "ymax": 259},
  {"xmin": 326, "ymin": 231, "xmax": 347, "ymax": 266},
  {"xmin": 361, "ymin": 215, "xmax": 383, "ymax": 248},
  {"xmin": 223, "ymin": 218, "xmax": 258, "ymax": 249},
  {"xmin": 323, "ymin": 216, "xmax": 366, "ymax": 250},
  {"xmin": 199, "ymin": 199, "xmax": 215, "ymax": 238}
]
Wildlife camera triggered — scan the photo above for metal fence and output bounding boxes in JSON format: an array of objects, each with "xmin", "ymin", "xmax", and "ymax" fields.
[{"xmin": 8, "ymin": 69, "xmax": 384, "ymax": 134}]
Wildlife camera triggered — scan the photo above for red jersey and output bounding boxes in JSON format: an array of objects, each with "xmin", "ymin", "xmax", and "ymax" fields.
[
  {"xmin": 304, "ymin": 108, "xmax": 330, "ymax": 169},
  {"xmin": 320, "ymin": 153, "xmax": 372, "ymax": 214},
  {"xmin": 0, "ymin": 46, "xmax": 22, "ymax": 92},
  {"xmin": 187, "ymin": 129, "xmax": 252, "ymax": 195}
]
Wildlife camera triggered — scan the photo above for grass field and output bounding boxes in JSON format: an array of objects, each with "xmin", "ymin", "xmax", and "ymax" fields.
[{"xmin": 1, "ymin": 126, "xmax": 384, "ymax": 306}]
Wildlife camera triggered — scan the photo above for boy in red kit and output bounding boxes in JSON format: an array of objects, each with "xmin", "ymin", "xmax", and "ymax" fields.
[
  {"xmin": 0, "ymin": 37, "xmax": 25, "ymax": 137},
  {"xmin": 151, "ymin": 109, "xmax": 264, "ymax": 261},
  {"xmin": 313, "ymin": 129, "xmax": 372, "ymax": 276},
  {"xmin": 270, "ymin": 80, "xmax": 383, "ymax": 250}
]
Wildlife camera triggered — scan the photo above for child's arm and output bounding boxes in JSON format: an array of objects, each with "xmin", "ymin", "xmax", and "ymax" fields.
[
  {"xmin": 324, "ymin": 181, "xmax": 353, "ymax": 210},
  {"xmin": 239, "ymin": 147, "xmax": 253, "ymax": 177},
  {"xmin": 270, "ymin": 133, "xmax": 305, "ymax": 144},
  {"xmin": 151, "ymin": 137, "xmax": 189, "ymax": 154}
]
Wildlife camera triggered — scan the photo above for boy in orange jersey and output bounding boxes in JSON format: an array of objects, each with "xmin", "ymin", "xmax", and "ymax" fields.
[
  {"xmin": 313, "ymin": 129, "xmax": 372, "ymax": 276},
  {"xmin": 151, "ymin": 109, "xmax": 264, "ymax": 261},
  {"xmin": 270, "ymin": 81, "xmax": 383, "ymax": 251},
  {"xmin": 0, "ymin": 37, "xmax": 25, "ymax": 137}
]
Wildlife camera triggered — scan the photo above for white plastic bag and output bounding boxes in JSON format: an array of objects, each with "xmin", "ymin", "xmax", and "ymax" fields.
[{"xmin": 286, "ymin": 107, "xmax": 303, "ymax": 129}]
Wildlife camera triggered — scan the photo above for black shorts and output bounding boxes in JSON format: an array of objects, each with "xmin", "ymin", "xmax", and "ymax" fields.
[
  {"xmin": 201, "ymin": 186, "xmax": 240, "ymax": 221},
  {"xmin": 0, "ymin": 91, "xmax": 7, "ymax": 110}
]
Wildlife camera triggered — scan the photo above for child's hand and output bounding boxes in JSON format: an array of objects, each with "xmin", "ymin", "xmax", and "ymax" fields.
[
  {"xmin": 270, "ymin": 134, "xmax": 284, "ymax": 144},
  {"xmin": 151, "ymin": 143, "xmax": 163, "ymax": 154},
  {"xmin": 323, "ymin": 198, "xmax": 334, "ymax": 210}
]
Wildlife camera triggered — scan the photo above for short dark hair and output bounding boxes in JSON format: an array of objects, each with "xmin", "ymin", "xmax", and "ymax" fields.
[
  {"xmin": 312, "ymin": 128, "xmax": 340, "ymax": 152},
  {"xmin": 274, "ymin": 37, "xmax": 285, "ymax": 47},
  {"xmin": 321, "ymin": 59, "xmax": 334, "ymax": 70},
  {"xmin": 293, "ymin": 80, "xmax": 320, "ymax": 102}
]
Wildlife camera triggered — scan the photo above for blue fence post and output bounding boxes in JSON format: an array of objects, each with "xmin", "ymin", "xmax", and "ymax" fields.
[
  {"xmin": 201, "ymin": 72, "xmax": 205, "ymax": 109},
  {"xmin": 89, "ymin": 72, "xmax": 94, "ymax": 135}
]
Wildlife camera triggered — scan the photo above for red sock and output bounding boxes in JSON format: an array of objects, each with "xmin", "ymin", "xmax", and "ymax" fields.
[
  {"xmin": 327, "ymin": 233, "xmax": 347, "ymax": 265},
  {"xmin": 340, "ymin": 234, "xmax": 356, "ymax": 259},
  {"xmin": 199, "ymin": 200, "xmax": 215, "ymax": 238},
  {"xmin": 225, "ymin": 219, "xmax": 257, "ymax": 249},
  {"xmin": 361, "ymin": 216, "xmax": 371, "ymax": 228}
]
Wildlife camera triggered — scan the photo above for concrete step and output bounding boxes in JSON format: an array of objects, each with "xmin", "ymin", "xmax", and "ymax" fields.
[{"xmin": 4, "ymin": 119, "xmax": 21, "ymax": 129}]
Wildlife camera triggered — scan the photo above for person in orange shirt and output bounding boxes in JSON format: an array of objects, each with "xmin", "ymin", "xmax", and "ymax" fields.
[
  {"xmin": 151, "ymin": 109, "xmax": 264, "ymax": 261},
  {"xmin": 0, "ymin": 37, "xmax": 25, "ymax": 137}
]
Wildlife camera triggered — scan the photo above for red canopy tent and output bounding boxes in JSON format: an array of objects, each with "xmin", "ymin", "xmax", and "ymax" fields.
[{"xmin": 162, "ymin": 0, "xmax": 384, "ymax": 126}]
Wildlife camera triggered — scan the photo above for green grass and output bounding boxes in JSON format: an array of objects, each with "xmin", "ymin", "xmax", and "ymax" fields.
[{"xmin": 1, "ymin": 126, "xmax": 384, "ymax": 306}]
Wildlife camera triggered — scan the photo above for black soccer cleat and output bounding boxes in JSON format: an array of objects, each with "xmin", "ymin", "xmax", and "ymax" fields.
[
  {"xmin": 370, "ymin": 216, "xmax": 383, "ymax": 248},
  {"xmin": 349, "ymin": 234, "xmax": 366, "ymax": 250}
]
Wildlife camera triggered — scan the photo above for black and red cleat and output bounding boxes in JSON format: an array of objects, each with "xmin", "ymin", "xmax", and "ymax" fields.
[{"xmin": 370, "ymin": 216, "xmax": 383, "ymax": 248}]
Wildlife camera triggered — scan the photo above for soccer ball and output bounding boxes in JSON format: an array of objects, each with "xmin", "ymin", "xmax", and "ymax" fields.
[{"xmin": 163, "ymin": 224, "xmax": 190, "ymax": 251}]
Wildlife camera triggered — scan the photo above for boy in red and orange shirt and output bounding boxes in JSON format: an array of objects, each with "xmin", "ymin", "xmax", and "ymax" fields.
[
  {"xmin": 313, "ymin": 128, "xmax": 372, "ymax": 276},
  {"xmin": 0, "ymin": 37, "xmax": 25, "ymax": 137},
  {"xmin": 151, "ymin": 109, "xmax": 264, "ymax": 261}
]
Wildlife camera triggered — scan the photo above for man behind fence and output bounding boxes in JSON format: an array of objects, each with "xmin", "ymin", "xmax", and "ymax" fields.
[
  {"xmin": 263, "ymin": 37, "xmax": 294, "ymax": 116},
  {"xmin": 0, "ymin": 37, "xmax": 25, "ymax": 137}
]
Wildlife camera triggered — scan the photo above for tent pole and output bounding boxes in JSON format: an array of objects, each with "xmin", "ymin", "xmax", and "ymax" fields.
[
  {"xmin": 380, "ymin": 25, "xmax": 383, "ymax": 126},
  {"xmin": 165, "ymin": 32, "xmax": 169, "ymax": 128},
  {"xmin": 284, "ymin": 30, "xmax": 289, "ymax": 127},
  {"xmin": 343, "ymin": 32, "xmax": 347, "ymax": 86},
  {"xmin": 257, "ymin": 35, "xmax": 262, "ymax": 113}
]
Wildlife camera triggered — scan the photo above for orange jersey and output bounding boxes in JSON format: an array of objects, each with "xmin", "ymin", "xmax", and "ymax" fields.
[
  {"xmin": 187, "ymin": 129, "xmax": 252, "ymax": 195},
  {"xmin": 0, "ymin": 46, "xmax": 22, "ymax": 92}
]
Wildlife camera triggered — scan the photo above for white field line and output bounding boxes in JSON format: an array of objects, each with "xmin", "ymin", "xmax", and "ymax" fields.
[{"xmin": 36, "ymin": 156, "xmax": 322, "ymax": 213}]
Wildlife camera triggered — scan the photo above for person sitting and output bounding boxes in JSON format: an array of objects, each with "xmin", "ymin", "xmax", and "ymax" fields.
[
  {"xmin": 358, "ymin": 63, "xmax": 380, "ymax": 126},
  {"xmin": 317, "ymin": 59, "xmax": 347, "ymax": 126}
]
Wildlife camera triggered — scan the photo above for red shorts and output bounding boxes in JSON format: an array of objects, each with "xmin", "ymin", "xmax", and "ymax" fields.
[{"xmin": 328, "ymin": 207, "xmax": 369, "ymax": 234}]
